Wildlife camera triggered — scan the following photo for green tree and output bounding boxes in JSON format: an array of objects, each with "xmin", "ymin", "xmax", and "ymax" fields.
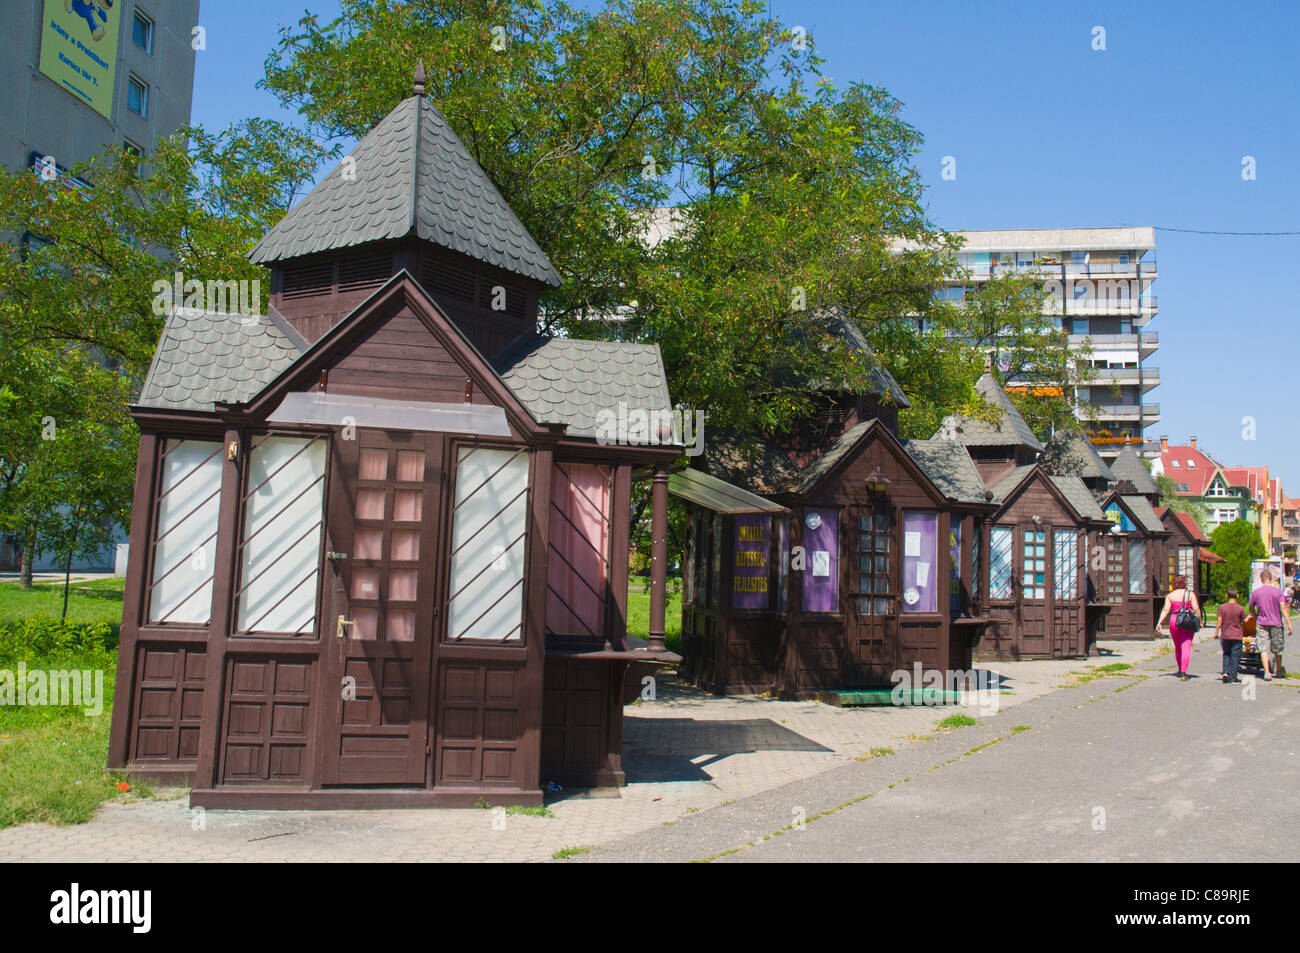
[
  {"xmin": 0, "ymin": 124, "xmax": 333, "ymax": 578},
  {"xmin": 1208, "ymin": 519, "xmax": 1266, "ymax": 597}
]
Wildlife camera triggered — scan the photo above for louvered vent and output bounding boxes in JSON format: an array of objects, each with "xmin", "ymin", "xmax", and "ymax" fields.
[
  {"xmin": 478, "ymin": 280, "xmax": 527, "ymax": 319},
  {"xmin": 338, "ymin": 252, "xmax": 392, "ymax": 293},
  {"xmin": 421, "ymin": 260, "xmax": 475, "ymax": 303},
  {"xmin": 281, "ymin": 259, "xmax": 333, "ymax": 299}
]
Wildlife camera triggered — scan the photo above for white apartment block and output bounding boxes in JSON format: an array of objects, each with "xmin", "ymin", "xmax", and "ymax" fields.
[{"xmin": 937, "ymin": 227, "xmax": 1159, "ymax": 461}]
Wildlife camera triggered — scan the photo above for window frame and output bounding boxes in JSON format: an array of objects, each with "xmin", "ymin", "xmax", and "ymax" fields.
[
  {"xmin": 132, "ymin": 10, "xmax": 155, "ymax": 54},
  {"xmin": 126, "ymin": 75, "xmax": 149, "ymax": 118}
]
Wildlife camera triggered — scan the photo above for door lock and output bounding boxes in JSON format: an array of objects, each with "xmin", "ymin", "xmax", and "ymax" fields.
[{"xmin": 336, "ymin": 615, "xmax": 357, "ymax": 639}]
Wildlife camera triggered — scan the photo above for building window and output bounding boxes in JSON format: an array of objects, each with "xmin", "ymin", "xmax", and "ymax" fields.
[
  {"xmin": 1022, "ymin": 528, "xmax": 1046, "ymax": 600},
  {"xmin": 122, "ymin": 139, "xmax": 144, "ymax": 158},
  {"xmin": 1128, "ymin": 540, "xmax": 1147, "ymax": 594},
  {"xmin": 132, "ymin": 11, "xmax": 154, "ymax": 53},
  {"xmin": 236, "ymin": 436, "xmax": 327, "ymax": 635},
  {"xmin": 855, "ymin": 509, "xmax": 893, "ymax": 616},
  {"xmin": 902, "ymin": 512, "xmax": 938, "ymax": 613},
  {"xmin": 545, "ymin": 463, "xmax": 611, "ymax": 634},
  {"xmin": 1170, "ymin": 460, "xmax": 1180, "ymax": 468},
  {"xmin": 148, "ymin": 440, "xmax": 223, "ymax": 624},
  {"xmin": 127, "ymin": 76, "xmax": 149, "ymax": 117},
  {"xmin": 1106, "ymin": 538, "xmax": 1124, "ymax": 602},
  {"xmin": 989, "ymin": 526, "xmax": 1014, "ymax": 600},
  {"xmin": 1054, "ymin": 529, "xmax": 1078, "ymax": 600},
  {"xmin": 446, "ymin": 446, "xmax": 529, "ymax": 641},
  {"xmin": 801, "ymin": 508, "xmax": 838, "ymax": 612}
]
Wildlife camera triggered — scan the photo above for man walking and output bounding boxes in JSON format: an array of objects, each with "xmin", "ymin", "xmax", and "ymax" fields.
[{"xmin": 1248, "ymin": 569, "xmax": 1291, "ymax": 681}]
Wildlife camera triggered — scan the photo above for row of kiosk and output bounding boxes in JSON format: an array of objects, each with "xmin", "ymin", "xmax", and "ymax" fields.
[{"xmin": 672, "ymin": 345, "xmax": 1220, "ymax": 698}]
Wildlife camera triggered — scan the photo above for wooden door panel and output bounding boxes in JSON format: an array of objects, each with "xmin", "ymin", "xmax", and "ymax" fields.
[
  {"xmin": 847, "ymin": 506, "xmax": 897, "ymax": 685},
  {"xmin": 319, "ymin": 431, "xmax": 442, "ymax": 786}
]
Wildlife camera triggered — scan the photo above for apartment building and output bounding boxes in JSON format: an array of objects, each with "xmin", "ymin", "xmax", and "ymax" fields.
[
  {"xmin": 1, "ymin": 1, "xmax": 198, "ymax": 175},
  {"xmin": 938, "ymin": 227, "xmax": 1159, "ymax": 461},
  {"xmin": 0, "ymin": 1, "xmax": 198, "ymax": 572}
]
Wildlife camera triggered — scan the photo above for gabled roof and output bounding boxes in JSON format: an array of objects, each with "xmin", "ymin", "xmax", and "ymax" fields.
[
  {"xmin": 250, "ymin": 95, "xmax": 561, "ymax": 287},
  {"xmin": 491, "ymin": 335, "xmax": 672, "ymax": 440},
  {"xmin": 137, "ymin": 307, "xmax": 305, "ymax": 412},
  {"xmin": 1039, "ymin": 429, "xmax": 1115, "ymax": 482},
  {"xmin": 1109, "ymin": 445, "xmax": 1159, "ymax": 496},
  {"xmin": 935, "ymin": 373, "xmax": 1043, "ymax": 452},
  {"xmin": 700, "ymin": 430, "xmax": 802, "ymax": 498},
  {"xmin": 902, "ymin": 438, "xmax": 989, "ymax": 505},
  {"xmin": 1120, "ymin": 494, "xmax": 1167, "ymax": 534},
  {"xmin": 1158, "ymin": 507, "xmax": 1210, "ymax": 544},
  {"xmin": 797, "ymin": 420, "xmax": 878, "ymax": 494},
  {"xmin": 1051, "ymin": 475, "xmax": 1107, "ymax": 521},
  {"xmin": 1221, "ymin": 465, "xmax": 1268, "ymax": 504},
  {"xmin": 988, "ymin": 465, "xmax": 1105, "ymax": 523},
  {"xmin": 813, "ymin": 309, "xmax": 910, "ymax": 405}
]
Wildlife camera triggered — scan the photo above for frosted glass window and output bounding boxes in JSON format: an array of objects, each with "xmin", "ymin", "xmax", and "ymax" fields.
[
  {"xmin": 149, "ymin": 440, "xmax": 223, "ymax": 623},
  {"xmin": 446, "ymin": 447, "xmax": 529, "ymax": 641},
  {"xmin": 989, "ymin": 527, "xmax": 1013, "ymax": 601},
  {"xmin": 236, "ymin": 436, "xmax": 327, "ymax": 634},
  {"xmin": 1128, "ymin": 539, "xmax": 1147, "ymax": 594}
]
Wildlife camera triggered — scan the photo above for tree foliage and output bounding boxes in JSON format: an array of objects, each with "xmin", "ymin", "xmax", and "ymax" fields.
[
  {"xmin": 261, "ymin": 0, "xmax": 1073, "ymax": 440},
  {"xmin": 1155, "ymin": 474, "xmax": 1211, "ymax": 533},
  {"xmin": 1208, "ymin": 519, "xmax": 1266, "ymax": 597},
  {"xmin": 0, "ymin": 123, "xmax": 332, "ymax": 581}
]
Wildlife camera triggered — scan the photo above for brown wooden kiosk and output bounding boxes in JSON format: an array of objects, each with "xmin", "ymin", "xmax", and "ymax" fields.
[
  {"xmin": 1095, "ymin": 489, "xmax": 1171, "ymax": 638},
  {"xmin": 107, "ymin": 78, "xmax": 680, "ymax": 807},
  {"xmin": 1159, "ymin": 508, "xmax": 1220, "ymax": 602},
  {"xmin": 936, "ymin": 375, "xmax": 1111, "ymax": 659},
  {"xmin": 673, "ymin": 322, "xmax": 995, "ymax": 698}
]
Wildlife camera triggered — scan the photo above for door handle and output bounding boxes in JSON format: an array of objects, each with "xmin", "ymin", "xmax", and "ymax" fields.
[{"xmin": 336, "ymin": 615, "xmax": 356, "ymax": 639}]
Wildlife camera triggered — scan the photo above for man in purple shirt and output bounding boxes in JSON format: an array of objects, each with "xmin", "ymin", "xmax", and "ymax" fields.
[{"xmin": 1248, "ymin": 569, "xmax": 1292, "ymax": 680}]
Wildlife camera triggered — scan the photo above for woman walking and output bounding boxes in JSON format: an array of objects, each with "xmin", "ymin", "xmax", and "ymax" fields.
[
  {"xmin": 1216, "ymin": 587, "xmax": 1246, "ymax": 683},
  {"xmin": 1157, "ymin": 574, "xmax": 1200, "ymax": 680}
]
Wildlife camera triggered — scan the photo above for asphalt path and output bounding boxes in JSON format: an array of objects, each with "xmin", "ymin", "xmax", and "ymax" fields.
[{"xmin": 574, "ymin": 639, "xmax": 1298, "ymax": 862}]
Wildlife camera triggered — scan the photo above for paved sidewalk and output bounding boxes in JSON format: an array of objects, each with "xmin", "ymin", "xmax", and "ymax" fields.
[{"xmin": 0, "ymin": 637, "xmax": 1193, "ymax": 862}]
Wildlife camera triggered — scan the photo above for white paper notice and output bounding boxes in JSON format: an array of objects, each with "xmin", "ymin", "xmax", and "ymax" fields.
[
  {"xmin": 904, "ymin": 531, "xmax": 922, "ymax": 558},
  {"xmin": 915, "ymin": 561, "xmax": 930, "ymax": 587},
  {"xmin": 812, "ymin": 550, "xmax": 831, "ymax": 577}
]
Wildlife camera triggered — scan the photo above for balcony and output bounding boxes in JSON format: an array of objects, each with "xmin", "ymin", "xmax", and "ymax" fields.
[
  {"xmin": 1050, "ymin": 296, "xmax": 1157, "ymax": 315},
  {"xmin": 1091, "ymin": 367, "xmax": 1160, "ymax": 389},
  {"xmin": 1089, "ymin": 402, "xmax": 1160, "ymax": 422},
  {"xmin": 1068, "ymin": 332, "xmax": 1159, "ymax": 356}
]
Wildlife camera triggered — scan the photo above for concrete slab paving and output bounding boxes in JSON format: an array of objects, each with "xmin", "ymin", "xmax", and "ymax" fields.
[{"xmin": 0, "ymin": 636, "xmax": 1198, "ymax": 862}]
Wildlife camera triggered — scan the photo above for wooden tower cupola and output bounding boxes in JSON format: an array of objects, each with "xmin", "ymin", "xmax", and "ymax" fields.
[
  {"xmin": 250, "ymin": 62, "xmax": 562, "ymax": 358},
  {"xmin": 934, "ymin": 372, "xmax": 1044, "ymax": 485}
]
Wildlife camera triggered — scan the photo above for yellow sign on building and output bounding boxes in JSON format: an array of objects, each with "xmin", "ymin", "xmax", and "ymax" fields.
[{"xmin": 37, "ymin": 0, "xmax": 121, "ymax": 120}]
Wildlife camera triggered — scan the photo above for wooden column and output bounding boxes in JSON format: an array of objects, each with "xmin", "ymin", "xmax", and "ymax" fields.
[
  {"xmin": 647, "ymin": 465, "xmax": 669, "ymax": 652},
  {"xmin": 106, "ymin": 432, "xmax": 159, "ymax": 770},
  {"xmin": 193, "ymin": 425, "xmax": 244, "ymax": 790}
]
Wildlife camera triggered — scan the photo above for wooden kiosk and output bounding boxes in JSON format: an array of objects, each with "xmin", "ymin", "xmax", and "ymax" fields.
[
  {"xmin": 673, "ymin": 322, "xmax": 995, "ymax": 698},
  {"xmin": 107, "ymin": 78, "xmax": 679, "ymax": 807}
]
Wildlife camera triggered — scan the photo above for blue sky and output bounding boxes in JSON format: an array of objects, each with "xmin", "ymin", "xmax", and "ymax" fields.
[{"xmin": 193, "ymin": 0, "xmax": 1300, "ymax": 492}]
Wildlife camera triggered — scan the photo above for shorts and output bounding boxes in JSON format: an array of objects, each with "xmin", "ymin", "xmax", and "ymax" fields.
[{"xmin": 1261, "ymin": 625, "xmax": 1286, "ymax": 654}]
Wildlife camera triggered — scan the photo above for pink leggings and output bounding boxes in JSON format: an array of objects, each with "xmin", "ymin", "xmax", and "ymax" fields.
[{"xmin": 1171, "ymin": 628, "xmax": 1194, "ymax": 673}]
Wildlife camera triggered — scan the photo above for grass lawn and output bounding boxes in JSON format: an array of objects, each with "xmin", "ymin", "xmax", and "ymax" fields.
[
  {"xmin": 625, "ymin": 578, "xmax": 683, "ymax": 654},
  {"xmin": 0, "ymin": 577, "xmax": 155, "ymax": 828},
  {"xmin": 0, "ymin": 577, "xmax": 126, "ymax": 636}
]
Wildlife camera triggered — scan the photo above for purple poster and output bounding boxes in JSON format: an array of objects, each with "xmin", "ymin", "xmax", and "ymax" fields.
[
  {"xmin": 801, "ymin": 508, "xmax": 838, "ymax": 613},
  {"xmin": 732, "ymin": 515, "xmax": 771, "ymax": 610},
  {"xmin": 902, "ymin": 511, "xmax": 938, "ymax": 613}
]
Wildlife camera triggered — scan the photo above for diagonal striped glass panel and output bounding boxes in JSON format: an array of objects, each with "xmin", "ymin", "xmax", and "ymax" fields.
[
  {"xmin": 149, "ymin": 440, "xmax": 223, "ymax": 623},
  {"xmin": 1054, "ymin": 528, "xmax": 1078, "ymax": 600},
  {"xmin": 447, "ymin": 447, "xmax": 530, "ymax": 641},
  {"xmin": 989, "ymin": 526, "xmax": 1013, "ymax": 600},
  {"xmin": 236, "ymin": 436, "xmax": 327, "ymax": 634},
  {"xmin": 1128, "ymin": 539, "xmax": 1147, "ymax": 594}
]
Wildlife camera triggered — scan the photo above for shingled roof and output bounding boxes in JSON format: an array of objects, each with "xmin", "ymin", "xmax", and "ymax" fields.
[
  {"xmin": 1120, "ymin": 494, "xmax": 1167, "ymax": 534},
  {"xmin": 1110, "ymin": 445, "xmax": 1160, "ymax": 496},
  {"xmin": 935, "ymin": 373, "xmax": 1043, "ymax": 452},
  {"xmin": 491, "ymin": 335, "xmax": 672, "ymax": 440},
  {"xmin": 137, "ymin": 307, "xmax": 305, "ymax": 412},
  {"xmin": 807, "ymin": 309, "xmax": 910, "ymax": 405},
  {"xmin": 1039, "ymin": 429, "xmax": 1115, "ymax": 483},
  {"xmin": 1051, "ymin": 476, "xmax": 1106, "ymax": 521},
  {"xmin": 701, "ymin": 430, "xmax": 802, "ymax": 498},
  {"xmin": 249, "ymin": 95, "xmax": 561, "ymax": 287},
  {"xmin": 902, "ymin": 438, "xmax": 989, "ymax": 505}
]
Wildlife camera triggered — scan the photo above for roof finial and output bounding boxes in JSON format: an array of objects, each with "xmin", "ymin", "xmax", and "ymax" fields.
[{"xmin": 413, "ymin": 59, "xmax": 426, "ymax": 97}]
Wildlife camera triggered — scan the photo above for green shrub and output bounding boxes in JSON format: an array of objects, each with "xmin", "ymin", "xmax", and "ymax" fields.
[{"xmin": 0, "ymin": 618, "xmax": 117, "ymax": 664}]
